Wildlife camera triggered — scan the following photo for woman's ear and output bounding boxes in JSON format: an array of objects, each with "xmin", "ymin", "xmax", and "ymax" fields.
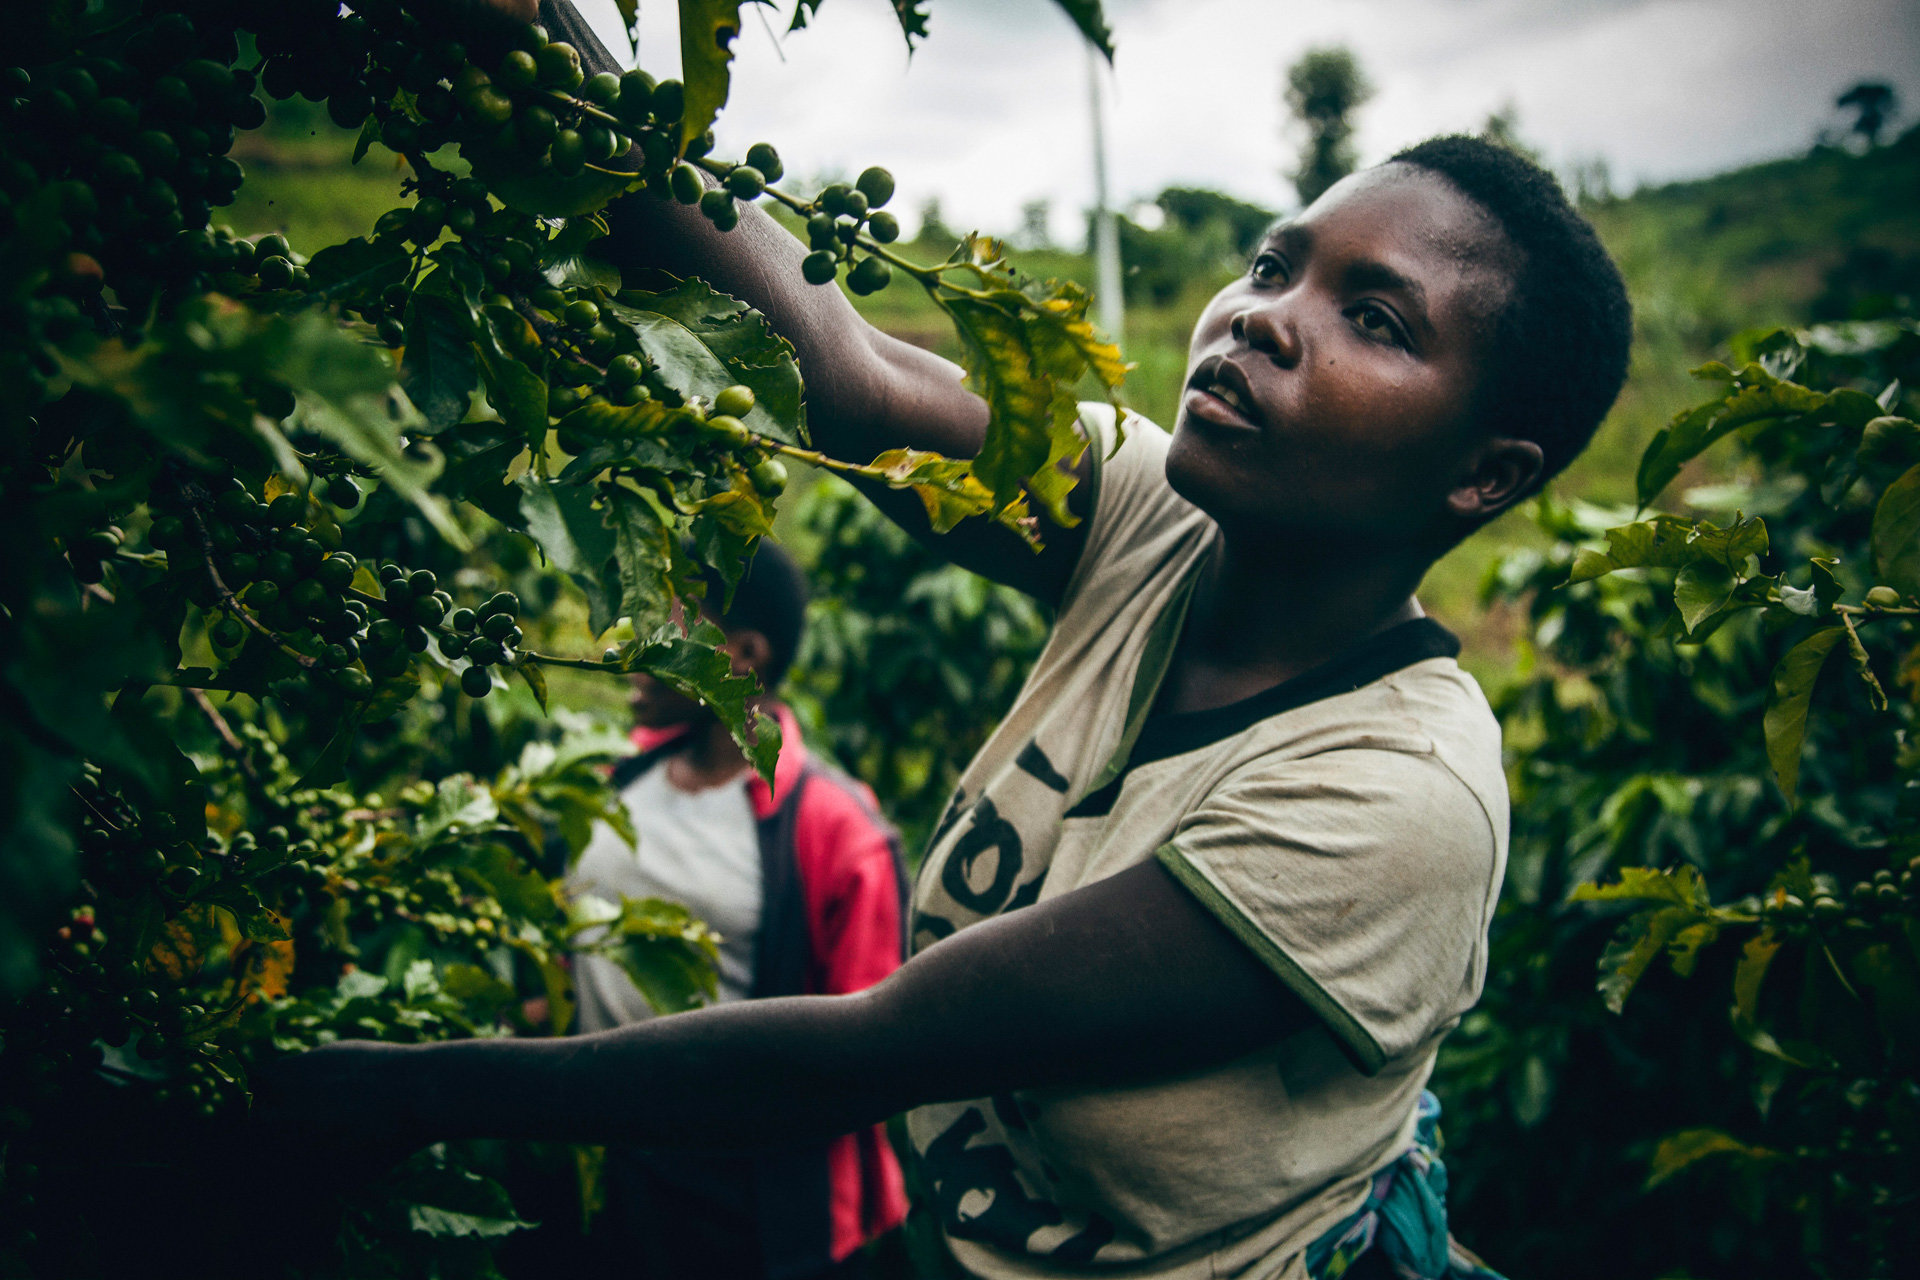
[{"xmin": 1446, "ymin": 437, "xmax": 1545, "ymax": 522}]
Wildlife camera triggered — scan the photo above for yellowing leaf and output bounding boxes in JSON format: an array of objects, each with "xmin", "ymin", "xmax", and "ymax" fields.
[
  {"xmin": 1569, "ymin": 863, "xmax": 1711, "ymax": 909},
  {"xmin": 149, "ymin": 907, "xmax": 211, "ymax": 983},
  {"xmin": 236, "ymin": 919, "xmax": 295, "ymax": 1003},
  {"xmin": 1645, "ymin": 1128, "xmax": 1779, "ymax": 1190}
]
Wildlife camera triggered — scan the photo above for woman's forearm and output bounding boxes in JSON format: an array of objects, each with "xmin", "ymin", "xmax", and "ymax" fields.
[
  {"xmin": 381, "ymin": 990, "xmax": 905, "ymax": 1148},
  {"xmin": 274, "ymin": 863, "xmax": 1305, "ymax": 1150}
]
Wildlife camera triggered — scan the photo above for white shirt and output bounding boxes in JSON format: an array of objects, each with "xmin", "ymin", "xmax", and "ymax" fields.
[{"xmin": 569, "ymin": 762, "xmax": 764, "ymax": 1031}]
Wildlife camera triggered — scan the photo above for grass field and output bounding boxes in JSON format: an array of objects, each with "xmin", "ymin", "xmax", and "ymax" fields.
[{"xmin": 217, "ymin": 109, "xmax": 1920, "ymax": 693}]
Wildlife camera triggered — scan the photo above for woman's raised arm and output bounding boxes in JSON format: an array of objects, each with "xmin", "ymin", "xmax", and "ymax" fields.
[{"xmin": 259, "ymin": 860, "xmax": 1308, "ymax": 1149}]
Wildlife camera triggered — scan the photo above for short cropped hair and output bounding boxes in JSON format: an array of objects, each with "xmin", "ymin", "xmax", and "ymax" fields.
[
  {"xmin": 699, "ymin": 541, "xmax": 809, "ymax": 690},
  {"xmin": 1390, "ymin": 135, "xmax": 1632, "ymax": 495}
]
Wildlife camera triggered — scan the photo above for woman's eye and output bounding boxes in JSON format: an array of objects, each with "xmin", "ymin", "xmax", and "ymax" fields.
[
  {"xmin": 1250, "ymin": 252, "xmax": 1286, "ymax": 282},
  {"xmin": 1353, "ymin": 303, "xmax": 1406, "ymax": 346}
]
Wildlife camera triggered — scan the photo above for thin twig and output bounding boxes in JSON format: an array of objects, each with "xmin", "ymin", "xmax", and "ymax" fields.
[
  {"xmin": 188, "ymin": 687, "xmax": 245, "ymax": 754},
  {"xmin": 178, "ymin": 483, "xmax": 318, "ymax": 670}
]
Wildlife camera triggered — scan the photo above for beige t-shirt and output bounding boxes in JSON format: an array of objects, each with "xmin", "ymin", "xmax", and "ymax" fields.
[{"xmin": 903, "ymin": 407, "xmax": 1508, "ymax": 1279}]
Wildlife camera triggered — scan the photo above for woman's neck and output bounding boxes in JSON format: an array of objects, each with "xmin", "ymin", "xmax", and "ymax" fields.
[
  {"xmin": 664, "ymin": 711, "xmax": 754, "ymax": 792},
  {"xmin": 1157, "ymin": 527, "xmax": 1432, "ymax": 716}
]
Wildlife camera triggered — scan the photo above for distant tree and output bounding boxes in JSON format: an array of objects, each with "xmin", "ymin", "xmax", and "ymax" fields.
[
  {"xmin": 1837, "ymin": 81, "xmax": 1897, "ymax": 147},
  {"xmin": 915, "ymin": 195, "xmax": 955, "ymax": 246},
  {"xmin": 1096, "ymin": 187, "xmax": 1276, "ymax": 307},
  {"xmin": 1283, "ymin": 46, "xmax": 1372, "ymax": 207},
  {"xmin": 1155, "ymin": 187, "xmax": 1276, "ymax": 258},
  {"xmin": 1480, "ymin": 101, "xmax": 1542, "ymax": 162},
  {"xmin": 1566, "ymin": 156, "xmax": 1616, "ymax": 208},
  {"xmin": 1016, "ymin": 198, "xmax": 1054, "ymax": 250}
]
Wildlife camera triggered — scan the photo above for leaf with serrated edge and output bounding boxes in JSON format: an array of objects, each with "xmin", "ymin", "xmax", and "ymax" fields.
[
  {"xmin": 1569, "ymin": 515, "xmax": 1767, "ymax": 583},
  {"xmin": 614, "ymin": 280, "xmax": 806, "ymax": 444},
  {"xmin": 629, "ymin": 621, "xmax": 779, "ymax": 782},
  {"xmin": 1594, "ymin": 905, "xmax": 1696, "ymax": 1014},
  {"xmin": 610, "ymin": 297, "xmax": 805, "ymax": 445},
  {"xmin": 1637, "ymin": 364, "xmax": 1836, "ymax": 506},
  {"xmin": 1570, "ymin": 864, "xmax": 1712, "ymax": 909},
  {"xmin": 605, "ymin": 487, "xmax": 681, "ymax": 637},
  {"xmin": 1049, "ymin": 0, "xmax": 1115, "ymax": 57}
]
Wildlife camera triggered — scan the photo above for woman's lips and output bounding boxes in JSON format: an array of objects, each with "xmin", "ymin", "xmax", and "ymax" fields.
[
  {"xmin": 1183, "ymin": 355, "xmax": 1265, "ymax": 433},
  {"xmin": 1182, "ymin": 383, "xmax": 1262, "ymax": 434}
]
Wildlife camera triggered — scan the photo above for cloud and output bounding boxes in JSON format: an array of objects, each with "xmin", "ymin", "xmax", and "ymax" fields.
[{"xmin": 624, "ymin": 0, "xmax": 1919, "ymax": 240}]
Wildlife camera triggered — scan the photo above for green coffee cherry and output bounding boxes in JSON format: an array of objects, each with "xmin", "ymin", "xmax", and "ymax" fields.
[
  {"xmin": 749, "ymin": 457, "xmax": 788, "ymax": 495},
  {"xmin": 582, "ymin": 71, "xmax": 621, "ymax": 106},
  {"xmin": 536, "ymin": 42, "xmax": 584, "ymax": 90},
  {"xmin": 705, "ymin": 414, "xmax": 753, "ymax": 445},
  {"xmin": 745, "ymin": 142, "xmax": 784, "ymax": 183},
  {"xmin": 855, "ymin": 166, "xmax": 895, "ymax": 208},
  {"xmin": 725, "ymin": 165, "xmax": 765, "ymax": 200},
  {"xmin": 518, "ymin": 104, "xmax": 558, "ymax": 147},
  {"xmin": 848, "ymin": 256, "xmax": 892, "ymax": 296},
  {"xmin": 460, "ymin": 665, "xmax": 494, "ymax": 697},
  {"xmin": 715, "ymin": 385, "xmax": 756, "ymax": 418},
  {"xmin": 616, "ymin": 70, "xmax": 655, "ymax": 122},
  {"xmin": 867, "ymin": 211, "xmax": 900, "ymax": 244},
  {"xmin": 609, "ymin": 353, "xmax": 645, "ymax": 386},
  {"xmin": 700, "ymin": 188, "xmax": 740, "ymax": 230},
  {"xmin": 669, "ymin": 162, "xmax": 704, "ymax": 205},
  {"xmin": 498, "ymin": 49, "xmax": 538, "ymax": 90},
  {"xmin": 467, "ymin": 88, "xmax": 514, "ymax": 127},
  {"xmin": 651, "ymin": 79, "xmax": 685, "ymax": 123},
  {"xmin": 801, "ymin": 251, "xmax": 838, "ymax": 286},
  {"xmin": 1866, "ymin": 585, "xmax": 1904, "ymax": 608}
]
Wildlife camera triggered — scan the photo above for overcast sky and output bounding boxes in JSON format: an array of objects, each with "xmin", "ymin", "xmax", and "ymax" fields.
[{"xmin": 575, "ymin": 0, "xmax": 1919, "ymax": 241}]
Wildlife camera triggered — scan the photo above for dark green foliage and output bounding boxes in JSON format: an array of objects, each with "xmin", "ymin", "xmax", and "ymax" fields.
[
  {"xmin": 785, "ymin": 478, "xmax": 1050, "ymax": 856},
  {"xmin": 1099, "ymin": 187, "xmax": 1275, "ymax": 308},
  {"xmin": 0, "ymin": 0, "xmax": 1118, "ymax": 1274},
  {"xmin": 1439, "ymin": 321, "xmax": 1920, "ymax": 1280}
]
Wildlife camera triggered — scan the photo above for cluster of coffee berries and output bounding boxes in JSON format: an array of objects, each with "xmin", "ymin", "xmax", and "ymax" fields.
[
  {"xmin": 443, "ymin": 33, "xmax": 674, "ymax": 180},
  {"xmin": 1737, "ymin": 856, "xmax": 1919, "ymax": 932},
  {"xmin": 435, "ymin": 589, "xmax": 523, "ymax": 698},
  {"xmin": 1, "ymin": 7, "xmax": 264, "ymax": 325},
  {"xmin": 797, "ymin": 167, "xmax": 899, "ymax": 295}
]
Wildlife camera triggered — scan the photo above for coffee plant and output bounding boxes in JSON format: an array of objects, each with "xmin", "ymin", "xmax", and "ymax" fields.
[
  {"xmin": 1440, "ymin": 320, "xmax": 1920, "ymax": 1278},
  {"xmin": 0, "ymin": 0, "xmax": 1121, "ymax": 1274},
  {"xmin": 785, "ymin": 475, "xmax": 1051, "ymax": 856}
]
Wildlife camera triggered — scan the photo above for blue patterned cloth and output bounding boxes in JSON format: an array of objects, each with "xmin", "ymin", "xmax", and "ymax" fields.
[{"xmin": 1303, "ymin": 1093, "xmax": 1506, "ymax": 1280}]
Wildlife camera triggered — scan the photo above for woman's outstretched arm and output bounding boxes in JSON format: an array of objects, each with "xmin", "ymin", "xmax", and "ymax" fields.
[{"xmin": 261, "ymin": 861, "xmax": 1308, "ymax": 1149}]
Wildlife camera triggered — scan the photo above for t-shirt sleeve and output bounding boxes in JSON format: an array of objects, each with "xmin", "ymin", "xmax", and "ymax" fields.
[{"xmin": 1154, "ymin": 748, "xmax": 1498, "ymax": 1076}]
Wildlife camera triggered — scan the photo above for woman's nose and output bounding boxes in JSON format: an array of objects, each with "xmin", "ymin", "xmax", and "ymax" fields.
[{"xmin": 1230, "ymin": 301, "xmax": 1302, "ymax": 367}]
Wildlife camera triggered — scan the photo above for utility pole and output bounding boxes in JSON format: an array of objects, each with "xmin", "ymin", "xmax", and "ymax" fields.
[{"xmin": 1087, "ymin": 42, "xmax": 1124, "ymax": 346}]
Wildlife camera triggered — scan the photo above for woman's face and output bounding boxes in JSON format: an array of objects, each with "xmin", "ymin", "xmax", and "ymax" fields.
[{"xmin": 1168, "ymin": 163, "xmax": 1519, "ymax": 547}]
